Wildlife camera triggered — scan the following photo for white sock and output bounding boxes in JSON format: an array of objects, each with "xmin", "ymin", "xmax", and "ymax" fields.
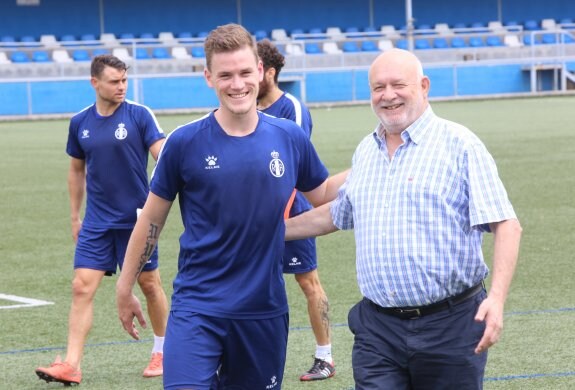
[
  {"xmin": 315, "ymin": 344, "xmax": 332, "ymax": 363},
  {"xmin": 152, "ymin": 335, "xmax": 165, "ymax": 354}
]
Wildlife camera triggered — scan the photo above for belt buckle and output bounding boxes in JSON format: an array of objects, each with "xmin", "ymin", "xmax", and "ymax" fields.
[{"xmin": 397, "ymin": 308, "xmax": 421, "ymax": 319}]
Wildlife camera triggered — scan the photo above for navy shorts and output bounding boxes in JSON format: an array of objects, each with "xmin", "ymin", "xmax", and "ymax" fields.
[
  {"xmin": 282, "ymin": 237, "xmax": 317, "ymax": 274},
  {"xmin": 348, "ymin": 289, "xmax": 488, "ymax": 389},
  {"xmin": 163, "ymin": 311, "xmax": 289, "ymax": 390},
  {"xmin": 74, "ymin": 226, "xmax": 158, "ymax": 276}
]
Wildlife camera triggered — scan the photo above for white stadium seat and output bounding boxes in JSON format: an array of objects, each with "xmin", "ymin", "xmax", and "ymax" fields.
[
  {"xmin": 52, "ymin": 49, "xmax": 73, "ymax": 63},
  {"xmin": 112, "ymin": 47, "xmax": 132, "ymax": 61},
  {"xmin": 271, "ymin": 28, "xmax": 289, "ymax": 41},
  {"xmin": 323, "ymin": 41, "xmax": 342, "ymax": 54},
  {"xmin": 171, "ymin": 46, "xmax": 192, "ymax": 60}
]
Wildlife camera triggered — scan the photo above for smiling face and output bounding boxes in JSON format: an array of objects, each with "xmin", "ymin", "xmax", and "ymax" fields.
[
  {"xmin": 205, "ymin": 45, "xmax": 263, "ymax": 117},
  {"xmin": 368, "ymin": 49, "xmax": 430, "ymax": 134}
]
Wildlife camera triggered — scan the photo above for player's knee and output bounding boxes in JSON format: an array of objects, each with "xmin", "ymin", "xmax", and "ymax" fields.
[{"xmin": 295, "ymin": 273, "xmax": 324, "ymax": 298}]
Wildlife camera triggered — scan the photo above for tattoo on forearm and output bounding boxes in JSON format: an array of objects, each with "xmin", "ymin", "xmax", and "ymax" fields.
[{"xmin": 135, "ymin": 223, "xmax": 159, "ymax": 278}]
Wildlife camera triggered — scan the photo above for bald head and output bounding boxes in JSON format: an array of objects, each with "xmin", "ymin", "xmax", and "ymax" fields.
[{"xmin": 368, "ymin": 49, "xmax": 430, "ymax": 134}]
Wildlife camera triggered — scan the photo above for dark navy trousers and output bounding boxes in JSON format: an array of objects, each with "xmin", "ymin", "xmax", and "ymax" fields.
[{"xmin": 348, "ymin": 290, "xmax": 488, "ymax": 389}]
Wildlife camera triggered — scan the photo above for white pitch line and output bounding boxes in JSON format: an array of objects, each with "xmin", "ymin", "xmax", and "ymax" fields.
[{"xmin": 0, "ymin": 293, "xmax": 54, "ymax": 309}]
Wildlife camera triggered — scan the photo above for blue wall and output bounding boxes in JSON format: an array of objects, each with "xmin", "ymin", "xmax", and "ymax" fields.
[
  {"xmin": 1, "ymin": 0, "xmax": 575, "ymax": 39},
  {"xmin": 0, "ymin": 65, "xmax": 550, "ymax": 117}
]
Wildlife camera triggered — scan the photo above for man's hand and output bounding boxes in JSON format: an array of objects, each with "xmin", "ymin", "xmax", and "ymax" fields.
[
  {"xmin": 474, "ymin": 295, "xmax": 504, "ymax": 354},
  {"xmin": 116, "ymin": 291, "xmax": 147, "ymax": 340}
]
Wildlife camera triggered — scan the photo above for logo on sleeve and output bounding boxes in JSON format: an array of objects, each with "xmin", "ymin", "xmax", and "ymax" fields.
[
  {"xmin": 115, "ymin": 123, "xmax": 128, "ymax": 140},
  {"xmin": 269, "ymin": 151, "xmax": 285, "ymax": 178}
]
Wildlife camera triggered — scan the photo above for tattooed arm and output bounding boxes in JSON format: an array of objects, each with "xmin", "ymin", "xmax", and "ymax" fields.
[{"xmin": 116, "ymin": 192, "xmax": 172, "ymax": 340}]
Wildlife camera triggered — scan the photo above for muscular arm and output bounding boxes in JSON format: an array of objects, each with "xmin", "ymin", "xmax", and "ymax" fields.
[
  {"xmin": 116, "ymin": 192, "xmax": 172, "ymax": 339},
  {"xmin": 285, "ymin": 202, "xmax": 339, "ymax": 241},
  {"xmin": 67, "ymin": 157, "xmax": 86, "ymax": 242},
  {"xmin": 475, "ymin": 218, "xmax": 522, "ymax": 353}
]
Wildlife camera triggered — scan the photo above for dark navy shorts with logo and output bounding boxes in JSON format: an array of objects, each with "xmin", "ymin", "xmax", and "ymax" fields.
[{"xmin": 282, "ymin": 237, "xmax": 317, "ymax": 274}]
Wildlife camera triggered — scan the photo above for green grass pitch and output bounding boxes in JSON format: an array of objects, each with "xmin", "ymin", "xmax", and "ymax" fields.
[{"xmin": 1, "ymin": 95, "xmax": 574, "ymax": 389}]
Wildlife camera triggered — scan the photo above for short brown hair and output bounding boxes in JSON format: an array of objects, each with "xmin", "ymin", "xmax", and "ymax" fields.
[
  {"xmin": 90, "ymin": 54, "xmax": 128, "ymax": 78},
  {"xmin": 204, "ymin": 23, "xmax": 257, "ymax": 70},
  {"xmin": 257, "ymin": 39, "xmax": 285, "ymax": 84}
]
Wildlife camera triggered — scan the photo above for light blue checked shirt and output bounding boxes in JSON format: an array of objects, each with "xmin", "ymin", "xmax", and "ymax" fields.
[{"xmin": 331, "ymin": 106, "xmax": 517, "ymax": 308}]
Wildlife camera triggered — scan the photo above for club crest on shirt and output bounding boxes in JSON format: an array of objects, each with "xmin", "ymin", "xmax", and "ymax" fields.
[
  {"xmin": 81, "ymin": 129, "xmax": 90, "ymax": 139},
  {"xmin": 269, "ymin": 150, "xmax": 285, "ymax": 178},
  {"xmin": 115, "ymin": 123, "xmax": 128, "ymax": 140}
]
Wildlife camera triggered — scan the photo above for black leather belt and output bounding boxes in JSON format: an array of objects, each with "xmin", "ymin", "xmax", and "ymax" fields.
[{"xmin": 367, "ymin": 283, "xmax": 484, "ymax": 320}]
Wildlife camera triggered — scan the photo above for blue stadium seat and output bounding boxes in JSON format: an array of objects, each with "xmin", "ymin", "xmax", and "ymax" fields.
[
  {"xmin": 1, "ymin": 35, "xmax": 16, "ymax": 48},
  {"xmin": 119, "ymin": 33, "xmax": 135, "ymax": 44},
  {"xmin": 177, "ymin": 32, "xmax": 194, "ymax": 43},
  {"xmin": 342, "ymin": 41, "xmax": 360, "ymax": 52},
  {"xmin": 92, "ymin": 48, "xmax": 110, "ymax": 56},
  {"xmin": 304, "ymin": 43, "xmax": 321, "ymax": 54},
  {"xmin": 415, "ymin": 24, "xmax": 433, "ymax": 35},
  {"xmin": 541, "ymin": 33, "xmax": 557, "ymax": 44},
  {"xmin": 469, "ymin": 36, "xmax": 485, "ymax": 47},
  {"xmin": 504, "ymin": 21, "xmax": 522, "ymax": 32},
  {"xmin": 561, "ymin": 33, "xmax": 575, "ymax": 43},
  {"xmin": 60, "ymin": 34, "xmax": 78, "ymax": 47},
  {"xmin": 433, "ymin": 37, "xmax": 449, "ymax": 49},
  {"xmin": 191, "ymin": 46, "xmax": 205, "ymax": 58},
  {"xmin": 10, "ymin": 51, "xmax": 30, "ymax": 63},
  {"xmin": 361, "ymin": 40, "xmax": 378, "ymax": 51},
  {"xmin": 196, "ymin": 31, "xmax": 209, "ymax": 39},
  {"xmin": 254, "ymin": 30, "xmax": 268, "ymax": 41},
  {"xmin": 81, "ymin": 34, "xmax": 99, "ymax": 46},
  {"xmin": 452, "ymin": 22, "xmax": 467, "ymax": 32},
  {"xmin": 32, "ymin": 50, "xmax": 51, "ymax": 62},
  {"xmin": 486, "ymin": 36, "xmax": 504, "ymax": 46},
  {"xmin": 522, "ymin": 35, "xmax": 541, "ymax": 45},
  {"xmin": 308, "ymin": 27, "xmax": 324, "ymax": 38},
  {"xmin": 524, "ymin": 20, "xmax": 539, "ymax": 31},
  {"xmin": 395, "ymin": 39, "xmax": 408, "ymax": 49},
  {"xmin": 139, "ymin": 33, "xmax": 157, "ymax": 44},
  {"xmin": 362, "ymin": 26, "xmax": 378, "ymax": 37},
  {"xmin": 291, "ymin": 29, "xmax": 305, "ymax": 39},
  {"xmin": 415, "ymin": 39, "xmax": 431, "ymax": 49},
  {"xmin": 345, "ymin": 27, "xmax": 360, "ymax": 36},
  {"xmin": 21, "ymin": 35, "xmax": 41, "ymax": 48},
  {"xmin": 135, "ymin": 48, "xmax": 150, "ymax": 59},
  {"xmin": 470, "ymin": 22, "xmax": 488, "ymax": 33},
  {"xmin": 152, "ymin": 47, "xmax": 170, "ymax": 59},
  {"xmin": 72, "ymin": 49, "xmax": 91, "ymax": 61},
  {"xmin": 450, "ymin": 37, "xmax": 467, "ymax": 48}
]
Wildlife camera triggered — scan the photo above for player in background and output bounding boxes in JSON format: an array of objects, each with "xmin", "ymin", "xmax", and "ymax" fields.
[
  {"xmin": 257, "ymin": 38, "xmax": 335, "ymax": 382},
  {"xmin": 35, "ymin": 54, "xmax": 169, "ymax": 386}
]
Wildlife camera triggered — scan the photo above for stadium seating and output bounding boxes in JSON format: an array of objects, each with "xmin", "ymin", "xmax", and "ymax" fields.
[
  {"xmin": 72, "ymin": 49, "xmax": 91, "ymax": 62},
  {"xmin": 290, "ymin": 29, "xmax": 305, "ymax": 39},
  {"xmin": 378, "ymin": 39, "xmax": 393, "ymax": 51},
  {"xmin": 0, "ymin": 51, "xmax": 11, "ymax": 64},
  {"xmin": 139, "ymin": 33, "xmax": 157, "ymax": 44},
  {"xmin": 92, "ymin": 48, "xmax": 110, "ymax": 56},
  {"xmin": 158, "ymin": 32, "xmax": 176, "ymax": 45},
  {"xmin": 60, "ymin": 35, "xmax": 78, "ymax": 47},
  {"xmin": 1, "ymin": 36, "xmax": 16, "ymax": 47},
  {"xmin": 10, "ymin": 51, "xmax": 30, "ymax": 63},
  {"xmin": 197, "ymin": 31, "xmax": 209, "ymax": 38},
  {"xmin": 177, "ymin": 32, "xmax": 194, "ymax": 43},
  {"xmin": 152, "ymin": 47, "xmax": 170, "ymax": 59},
  {"xmin": 81, "ymin": 34, "xmax": 99, "ymax": 46},
  {"xmin": 434, "ymin": 23, "xmax": 452, "ymax": 36},
  {"xmin": 21, "ymin": 36, "xmax": 41, "ymax": 48},
  {"xmin": 32, "ymin": 50, "xmax": 51, "ymax": 62},
  {"xmin": 271, "ymin": 28, "xmax": 289, "ymax": 41},
  {"xmin": 433, "ymin": 37, "xmax": 449, "ymax": 49},
  {"xmin": 254, "ymin": 30, "xmax": 268, "ymax": 41},
  {"xmin": 541, "ymin": 18, "xmax": 557, "ymax": 30},
  {"xmin": 119, "ymin": 33, "xmax": 136, "ymax": 44},
  {"xmin": 112, "ymin": 47, "xmax": 132, "ymax": 61},
  {"xmin": 52, "ymin": 49, "xmax": 73, "ymax": 63},
  {"xmin": 171, "ymin": 46, "xmax": 192, "ymax": 59},
  {"xmin": 524, "ymin": 20, "xmax": 539, "ymax": 31},
  {"xmin": 135, "ymin": 48, "xmax": 151, "ymax": 59},
  {"xmin": 191, "ymin": 46, "xmax": 205, "ymax": 58},
  {"xmin": 305, "ymin": 43, "xmax": 321, "ymax": 54},
  {"xmin": 395, "ymin": 39, "xmax": 408, "ymax": 49},
  {"xmin": 381, "ymin": 25, "xmax": 400, "ymax": 39},
  {"xmin": 504, "ymin": 34, "xmax": 522, "ymax": 47},
  {"xmin": 285, "ymin": 43, "xmax": 303, "ymax": 55},
  {"xmin": 415, "ymin": 39, "xmax": 431, "ymax": 49},
  {"xmin": 541, "ymin": 33, "xmax": 557, "ymax": 44},
  {"xmin": 40, "ymin": 34, "xmax": 59, "ymax": 48},
  {"xmin": 469, "ymin": 36, "xmax": 485, "ymax": 47},
  {"xmin": 322, "ymin": 41, "xmax": 342, "ymax": 54},
  {"xmin": 342, "ymin": 41, "xmax": 360, "ymax": 52},
  {"xmin": 360, "ymin": 40, "xmax": 379, "ymax": 52},
  {"xmin": 326, "ymin": 27, "xmax": 344, "ymax": 40},
  {"xmin": 486, "ymin": 36, "xmax": 504, "ymax": 46},
  {"xmin": 100, "ymin": 33, "xmax": 119, "ymax": 47},
  {"xmin": 450, "ymin": 37, "xmax": 467, "ymax": 48}
]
